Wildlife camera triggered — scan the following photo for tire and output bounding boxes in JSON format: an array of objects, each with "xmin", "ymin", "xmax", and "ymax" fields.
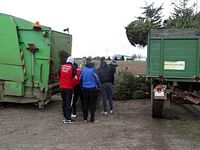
[{"xmin": 152, "ymin": 99, "xmax": 163, "ymax": 118}]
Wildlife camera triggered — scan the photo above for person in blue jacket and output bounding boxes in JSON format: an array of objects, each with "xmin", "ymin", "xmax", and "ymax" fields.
[{"xmin": 80, "ymin": 56, "xmax": 101, "ymax": 123}]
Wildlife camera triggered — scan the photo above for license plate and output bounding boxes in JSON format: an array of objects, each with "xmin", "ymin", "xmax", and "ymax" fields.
[{"xmin": 154, "ymin": 91, "xmax": 164, "ymax": 97}]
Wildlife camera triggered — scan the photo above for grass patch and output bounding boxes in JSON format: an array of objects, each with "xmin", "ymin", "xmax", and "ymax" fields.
[{"xmin": 167, "ymin": 118, "xmax": 200, "ymax": 139}]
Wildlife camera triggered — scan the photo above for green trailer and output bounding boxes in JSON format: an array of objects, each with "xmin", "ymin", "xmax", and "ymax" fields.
[
  {"xmin": 147, "ymin": 29, "xmax": 200, "ymax": 117},
  {"xmin": 0, "ymin": 13, "xmax": 72, "ymax": 108}
]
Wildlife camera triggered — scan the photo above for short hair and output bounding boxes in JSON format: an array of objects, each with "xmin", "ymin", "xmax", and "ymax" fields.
[
  {"xmin": 74, "ymin": 63, "xmax": 78, "ymax": 69},
  {"xmin": 100, "ymin": 57, "xmax": 105, "ymax": 63},
  {"xmin": 86, "ymin": 56, "xmax": 92, "ymax": 64}
]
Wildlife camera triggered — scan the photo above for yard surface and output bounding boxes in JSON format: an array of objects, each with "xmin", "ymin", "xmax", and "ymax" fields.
[
  {"xmin": 116, "ymin": 60, "xmax": 146, "ymax": 75},
  {"xmin": 1, "ymin": 60, "xmax": 200, "ymax": 150},
  {"xmin": 0, "ymin": 97, "xmax": 200, "ymax": 150}
]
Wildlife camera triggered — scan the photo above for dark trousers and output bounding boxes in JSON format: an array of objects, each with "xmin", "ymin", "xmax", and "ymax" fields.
[
  {"xmin": 82, "ymin": 88, "xmax": 98, "ymax": 122},
  {"xmin": 101, "ymin": 82, "xmax": 113, "ymax": 112},
  {"xmin": 61, "ymin": 88, "xmax": 73, "ymax": 120},
  {"xmin": 72, "ymin": 84, "xmax": 84, "ymax": 115}
]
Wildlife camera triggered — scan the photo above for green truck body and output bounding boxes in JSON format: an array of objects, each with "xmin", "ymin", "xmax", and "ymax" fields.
[
  {"xmin": 147, "ymin": 29, "xmax": 200, "ymax": 81},
  {"xmin": 0, "ymin": 13, "xmax": 72, "ymax": 107},
  {"xmin": 147, "ymin": 29, "xmax": 200, "ymax": 117}
]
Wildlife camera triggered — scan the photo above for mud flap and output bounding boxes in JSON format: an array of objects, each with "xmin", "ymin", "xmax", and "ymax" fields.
[
  {"xmin": 152, "ymin": 85, "xmax": 167, "ymax": 118},
  {"xmin": 152, "ymin": 99, "xmax": 163, "ymax": 118}
]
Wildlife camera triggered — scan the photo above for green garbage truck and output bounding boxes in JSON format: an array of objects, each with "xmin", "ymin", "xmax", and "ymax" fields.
[
  {"xmin": 0, "ymin": 13, "xmax": 72, "ymax": 108},
  {"xmin": 147, "ymin": 29, "xmax": 200, "ymax": 117}
]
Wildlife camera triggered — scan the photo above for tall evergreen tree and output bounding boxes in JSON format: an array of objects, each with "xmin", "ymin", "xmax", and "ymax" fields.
[
  {"xmin": 167, "ymin": 0, "xmax": 200, "ymax": 28},
  {"xmin": 126, "ymin": 0, "xmax": 200, "ymax": 48},
  {"xmin": 126, "ymin": 2, "xmax": 163, "ymax": 47}
]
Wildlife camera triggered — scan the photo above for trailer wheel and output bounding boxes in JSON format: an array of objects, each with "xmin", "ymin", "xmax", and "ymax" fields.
[{"xmin": 152, "ymin": 99, "xmax": 163, "ymax": 118}]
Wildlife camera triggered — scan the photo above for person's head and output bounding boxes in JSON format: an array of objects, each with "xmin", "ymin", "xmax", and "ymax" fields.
[
  {"xmin": 66, "ymin": 56, "xmax": 74, "ymax": 64},
  {"xmin": 100, "ymin": 57, "xmax": 105, "ymax": 63},
  {"xmin": 73, "ymin": 62, "xmax": 78, "ymax": 69},
  {"xmin": 86, "ymin": 56, "xmax": 92, "ymax": 65},
  {"xmin": 82, "ymin": 57, "xmax": 87, "ymax": 64},
  {"xmin": 100, "ymin": 61, "xmax": 107, "ymax": 68}
]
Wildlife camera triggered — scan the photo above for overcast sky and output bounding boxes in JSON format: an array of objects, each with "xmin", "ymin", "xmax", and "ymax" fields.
[{"xmin": 1, "ymin": 0, "xmax": 199, "ymax": 58}]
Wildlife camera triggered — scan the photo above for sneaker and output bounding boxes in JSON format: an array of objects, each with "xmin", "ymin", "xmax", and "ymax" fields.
[
  {"xmin": 110, "ymin": 110, "xmax": 113, "ymax": 114},
  {"xmin": 63, "ymin": 120, "xmax": 72, "ymax": 124},
  {"xmin": 63, "ymin": 118, "xmax": 67, "ymax": 122},
  {"xmin": 90, "ymin": 120, "xmax": 98, "ymax": 123},
  {"xmin": 71, "ymin": 114, "xmax": 77, "ymax": 118},
  {"xmin": 83, "ymin": 120, "xmax": 87, "ymax": 123},
  {"xmin": 102, "ymin": 111, "xmax": 108, "ymax": 115}
]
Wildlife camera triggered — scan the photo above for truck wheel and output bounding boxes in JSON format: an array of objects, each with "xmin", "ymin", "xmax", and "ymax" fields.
[{"xmin": 152, "ymin": 99, "xmax": 163, "ymax": 118}]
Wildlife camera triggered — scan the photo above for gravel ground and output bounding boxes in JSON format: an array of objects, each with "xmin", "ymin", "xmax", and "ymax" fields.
[{"xmin": 0, "ymin": 96, "xmax": 200, "ymax": 150}]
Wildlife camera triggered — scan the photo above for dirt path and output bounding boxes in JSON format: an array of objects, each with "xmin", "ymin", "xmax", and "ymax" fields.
[{"xmin": 0, "ymin": 97, "xmax": 200, "ymax": 150}]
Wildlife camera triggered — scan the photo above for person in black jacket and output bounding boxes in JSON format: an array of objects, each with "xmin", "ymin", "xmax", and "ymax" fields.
[{"xmin": 97, "ymin": 57, "xmax": 115, "ymax": 115}]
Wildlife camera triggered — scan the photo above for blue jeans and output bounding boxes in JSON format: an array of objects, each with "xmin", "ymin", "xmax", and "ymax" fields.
[{"xmin": 101, "ymin": 82, "xmax": 113, "ymax": 112}]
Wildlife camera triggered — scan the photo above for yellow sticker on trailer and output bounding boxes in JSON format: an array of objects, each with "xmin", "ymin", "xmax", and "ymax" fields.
[{"xmin": 164, "ymin": 61, "xmax": 185, "ymax": 70}]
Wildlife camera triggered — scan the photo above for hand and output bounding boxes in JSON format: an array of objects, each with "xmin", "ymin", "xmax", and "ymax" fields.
[{"xmin": 74, "ymin": 75, "xmax": 78, "ymax": 79}]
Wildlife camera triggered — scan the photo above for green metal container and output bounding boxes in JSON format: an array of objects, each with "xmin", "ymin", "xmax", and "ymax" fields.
[
  {"xmin": 147, "ymin": 29, "xmax": 200, "ymax": 117},
  {"xmin": 147, "ymin": 29, "xmax": 200, "ymax": 82},
  {"xmin": 0, "ymin": 13, "xmax": 72, "ymax": 107}
]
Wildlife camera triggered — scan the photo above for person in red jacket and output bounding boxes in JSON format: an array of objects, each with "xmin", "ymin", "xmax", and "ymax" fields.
[{"xmin": 58, "ymin": 56, "xmax": 78, "ymax": 124}]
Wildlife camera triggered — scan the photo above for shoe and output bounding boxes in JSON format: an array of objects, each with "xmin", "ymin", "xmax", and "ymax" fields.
[
  {"xmin": 102, "ymin": 111, "xmax": 108, "ymax": 115},
  {"xmin": 110, "ymin": 110, "xmax": 113, "ymax": 114},
  {"xmin": 63, "ymin": 120, "xmax": 72, "ymax": 124},
  {"xmin": 63, "ymin": 118, "xmax": 74, "ymax": 122},
  {"xmin": 90, "ymin": 120, "xmax": 98, "ymax": 123},
  {"xmin": 63, "ymin": 118, "xmax": 67, "ymax": 122},
  {"xmin": 71, "ymin": 114, "xmax": 77, "ymax": 118},
  {"xmin": 83, "ymin": 120, "xmax": 87, "ymax": 123}
]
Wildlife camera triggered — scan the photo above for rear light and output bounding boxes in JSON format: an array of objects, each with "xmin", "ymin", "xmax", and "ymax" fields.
[
  {"xmin": 28, "ymin": 43, "xmax": 35, "ymax": 50},
  {"xmin": 27, "ymin": 43, "xmax": 39, "ymax": 53},
  {"xmin": 156, "ymin": 88, "xmax": 161, "ymax": 92},
  {"xmin": 154, "ymin": 85, "xmax": 167, "ymax": 92}
]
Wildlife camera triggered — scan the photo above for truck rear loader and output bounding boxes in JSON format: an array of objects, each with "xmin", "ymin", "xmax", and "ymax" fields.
[{"xmin": 0, "ymin": 13, "xmax": 72, "ymax": 108}]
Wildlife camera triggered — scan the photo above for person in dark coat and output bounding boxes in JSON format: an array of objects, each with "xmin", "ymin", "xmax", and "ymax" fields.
[{"xmin": 97, "ymin": 57, "xmax": 115, "ymax": 115}]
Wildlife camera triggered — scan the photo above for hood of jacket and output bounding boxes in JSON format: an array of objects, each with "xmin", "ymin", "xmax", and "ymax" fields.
[{"xmin": 85, "ymin": 63, "xmax": 94, "ymax": 68}]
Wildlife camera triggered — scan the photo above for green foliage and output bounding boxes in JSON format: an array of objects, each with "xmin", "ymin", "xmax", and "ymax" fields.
[
  {"xmin": 126, "ymin": 0, "xmax": 200, "ymax": 48},
  {"xmin": 138, "ymin": 2, "xmax": 163, "ymax": 26},
  {"xmin": 192, "ymin": 12, "xmax": 200, "ymax": 27},
  {"xmin": 132, "ymin": 76, "xmax": 148, "ymax": 99},
  {"xmin": 167, "ymin": 0, "xmax": 200, "ymax": 28},
  {"xmin": 113, "ymin": 71, "xmax": 134, "ymax": 100},
  {"xmin": 113, "ymin": 71, "xmax": 149, "ymax": 100},
  {"xmin": 126, "ymin": 20, "xmax": 150, "ymax": 47},
  {"xmin": 126, "ymin": 3, "xmax": 163, "ymax": 47}
]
